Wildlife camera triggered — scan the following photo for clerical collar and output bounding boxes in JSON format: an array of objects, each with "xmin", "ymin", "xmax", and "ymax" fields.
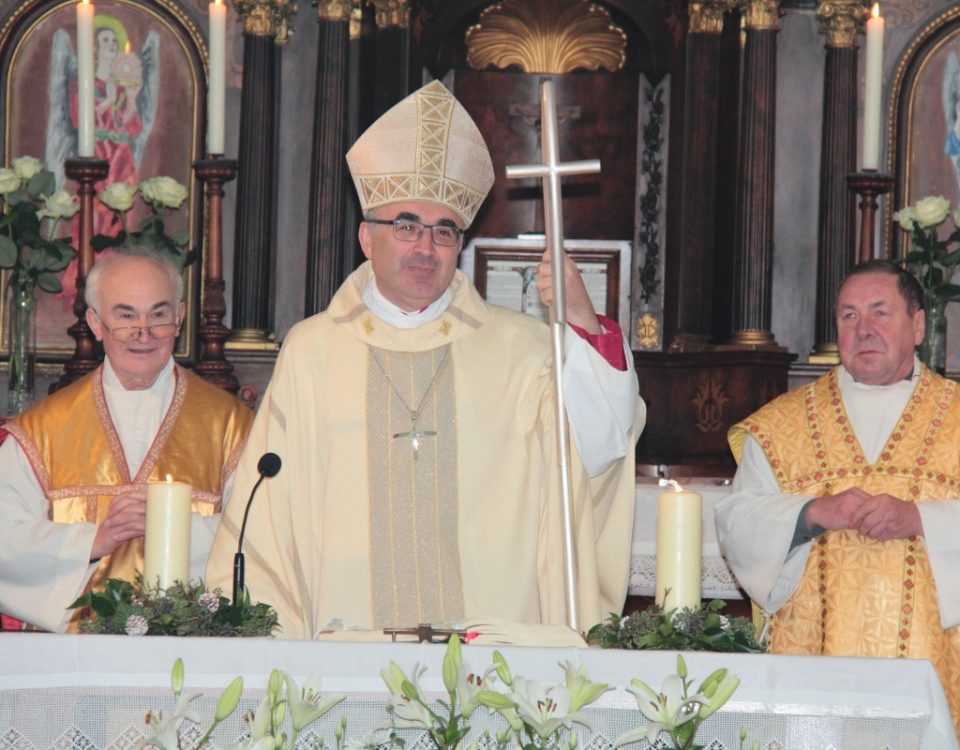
[
  {"xmin": 362, "ymin": 276, "xmax": 453, "ymax": 329},
  {"xmin": 102, "ymin": 356, "xmax": 175, "ymax": 394},
  {"xmin": 839, "ymin": 356, "xmax": 920, "ymax": 391}
]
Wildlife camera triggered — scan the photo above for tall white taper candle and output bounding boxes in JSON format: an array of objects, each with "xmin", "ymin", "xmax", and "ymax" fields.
[
  {"xmin": 207, "ymin": 0, "xmax": 226, "ymax": 155},
  {"xmin": 862, "ymin": 3, "xmax": 885, "ymax": 171},
  {"xmin": 76, "ymin": 0, "xmax": 95, "ymax": 157}
]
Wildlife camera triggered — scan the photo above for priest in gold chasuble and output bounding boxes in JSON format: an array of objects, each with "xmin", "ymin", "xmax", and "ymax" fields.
[
  {"xmin": 718, "ymin": 260, "xmax": 960, "ymax": 732},
  {"xmin": 0, "ymin": 254, "xmax": 253, "ymax": 632},
  {"xmin": 206, "ymin": 81, "xmax": 645, "ymax": 640}
]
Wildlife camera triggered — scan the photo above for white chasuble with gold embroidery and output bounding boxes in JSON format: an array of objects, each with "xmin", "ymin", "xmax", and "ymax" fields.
[{"xmin": 206, "ymin": 262, "xmax": 641, "ymax": 639}]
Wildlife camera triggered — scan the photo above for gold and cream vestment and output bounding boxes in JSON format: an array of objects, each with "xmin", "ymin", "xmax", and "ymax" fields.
[
  {"xmin": 206, "ymin": 262, "xmax": 643, "ymax": 639},
  {"xmin": 720, "ymin": 364, "xmax": 960, "ymax": 731},
  {"xmin": 0, "ymin": 362, "xmax": 252, "ymax": 631}
]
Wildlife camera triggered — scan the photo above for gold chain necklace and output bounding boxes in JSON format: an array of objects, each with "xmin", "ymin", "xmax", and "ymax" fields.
[{"xmin": 370, "ymin": 346, "xmax": 450, "ymax": 460}]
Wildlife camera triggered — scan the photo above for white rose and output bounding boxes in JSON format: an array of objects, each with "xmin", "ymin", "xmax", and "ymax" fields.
[
  {"xmin": 37, "ymin": 190, "xmax": 80, "ymax": 220},
  {"xmin": 913, "ymin": 195, "xmax": 951, "ymax": 228},
  {"xmin": 140, "ymin": 176, "xmax": 188, "ymax": 209},
  {"xmin": 12, "ymin": 156, "xmax": 42, "ymax": 182},
  {"xmin": 0, "ymin": 168, "xmax": 21, "ymax": 195},
  {"xmin": 100, "ymin": 182, "xmax": 137, "ymax": 212},
  {"xmin": 892, "ymin": 206, "xmax": 916, "ymax": 232}
]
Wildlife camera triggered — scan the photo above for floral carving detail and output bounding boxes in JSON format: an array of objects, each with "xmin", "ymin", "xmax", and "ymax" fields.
[{"xmin": 693, "ymin": 377, "xmax": 730, "ymax": 433}]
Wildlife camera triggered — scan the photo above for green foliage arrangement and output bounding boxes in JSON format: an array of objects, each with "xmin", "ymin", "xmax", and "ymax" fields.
[
  {"xmin": 586, "ymin": 600, "xmax": 763, "ymax": 653},
  {"xmin": 68, "ymin": 577, "xmax": 279, "ymax": 637}
]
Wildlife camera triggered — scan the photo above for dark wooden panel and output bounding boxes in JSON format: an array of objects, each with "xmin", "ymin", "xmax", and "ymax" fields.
[{"xmin": 634, "ymin": 349, "xmax": 794, "ymax": 476}]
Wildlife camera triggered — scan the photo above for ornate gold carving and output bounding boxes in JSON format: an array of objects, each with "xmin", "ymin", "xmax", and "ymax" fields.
[
  {"xmin": 816, "ymin": 0, "xmax": 869, "ymax": 47},
  {"xmin": 740, "ymin": 0, "xmax": 780, "ymax": 30},
  {"xmin": 373, "ymin": 0, "xmax": 410, "ymax": 28},
  {"xmin": 350, "ymin": 0, "xmax": 363, "ymax": 39},
  {"xmin": 465, "ymin": 0, "xmax": 626, "ymax": 74},
  {"xmin": 636, "ymin": 314, "xmax": 660, "ymax": 350},
  {"xmin": 693, "ymin": 377, "xmax": 730, "ymax": 433},
  {"xmin": 689, "ymin": 0, "xmax": 736, "ymax": 34},
  {"xmin": 316, "ymin": 0, "xmax": 351, "ymax": 23},
  {"xmin": 232, "ymin": 0, "xmax": 298, "ymax": 41}
]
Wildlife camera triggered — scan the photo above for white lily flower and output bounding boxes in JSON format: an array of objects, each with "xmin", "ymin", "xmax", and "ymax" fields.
[
  {"xmin": 342, "ymin": 728, "xmax": 391, "ymax": 750},
  {"xmin": 284, "ymin": 673, "xmax": 345, "ymax": 731},
  {"xmin": 615, "ymin": 675, "xmax": 706, "ymax": 747},
  {"xmin": 455, "ymin": 661, "xmax": 496, "ymax": 719},
  {"xmin": 384, "ymin": 664, "xmax": 436, "ymax": 730},
  {"xmin": 559, "ymin": 661, "xmax": 610, "ymax": 712},
  {"xmin": 138, "ymin": 691, "xmax": 202, "ymax": 750},
  {"xmin": 510, "ymin": 676, "xmax": 589, "ymax": 740}
]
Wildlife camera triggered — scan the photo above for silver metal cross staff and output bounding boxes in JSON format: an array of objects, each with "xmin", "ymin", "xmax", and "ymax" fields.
[{"xmin": 506, "ymin": 80, "xmax": 600, "ymax": 632}]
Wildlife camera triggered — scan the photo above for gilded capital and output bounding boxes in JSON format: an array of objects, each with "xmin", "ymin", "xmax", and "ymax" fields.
[
  {"xmin": 233, "ymin": 0, "xmax": 298, "ymax": 40},
  {"xmin": 689, "ymin": 0, "xmax": 734, "ymax": 34},
  {"xmin": 316, "ymin": 0, "xmax": 351, "ymax": 23},
  {"xmin": 373, "ymin": 0, "xmax": 410, "ymax": 28},
  {"xmin": 816, "ymin": 0, "xmax": 869, "ymax": 47},
  {"xmin": 740, "ymin": 0, "xmax": 779, "ymax": 30}
]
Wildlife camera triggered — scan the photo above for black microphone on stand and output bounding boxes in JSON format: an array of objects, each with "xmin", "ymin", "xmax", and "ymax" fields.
[{"xmin": 233, "ymin": 452, "xmax": 281, "ymax": 605}]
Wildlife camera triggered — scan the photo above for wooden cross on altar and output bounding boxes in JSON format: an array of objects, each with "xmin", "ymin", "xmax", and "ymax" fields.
[
  {"xmin": 382, "ymin": 623, "xmax": 466, "ymax": 643},
  {"xmin": 505, "ymin": 80, "xmax": 600, "ymax": 633}
]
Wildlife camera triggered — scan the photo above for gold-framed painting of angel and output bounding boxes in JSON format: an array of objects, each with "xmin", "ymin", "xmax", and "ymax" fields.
[{"xmin": 1, "ymin": 0, "xmax": 203, "ymax": 359}]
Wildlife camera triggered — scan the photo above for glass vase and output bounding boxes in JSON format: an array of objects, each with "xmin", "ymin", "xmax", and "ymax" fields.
[
  {"xmin": 920, "ymin": 300, "xmax": 947, "ymax": 375},
  {"xmin": 6, "ymin": 281, "xmax": 37, "ymax": 416}
]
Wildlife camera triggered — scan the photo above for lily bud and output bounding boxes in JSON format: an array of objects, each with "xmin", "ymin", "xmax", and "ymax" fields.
[
  {"xmin": 492, "ymin": 651, "xmax": 513, "ymax": 686},
  {"xmin": 215, "ymin": 677, "xmax": 244, "ymax": 722},
  {"xmin": 170, "ymin": 658, "xmax": 185, "ymax": 696},
  {"xmin": 443, "ymin": 635, "xmax": 461, "ymax": 694}
]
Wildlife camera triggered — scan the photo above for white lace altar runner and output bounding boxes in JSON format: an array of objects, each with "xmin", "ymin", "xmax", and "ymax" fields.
[
  {"xmin": 630, "ymin": 480, "xmax": 742, "ymax": 599},
  {"xmin": 0, "ymin": 634, "xmax": 954, "ymax": 750}
]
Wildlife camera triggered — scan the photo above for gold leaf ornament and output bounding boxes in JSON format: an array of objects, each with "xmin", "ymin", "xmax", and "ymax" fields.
[{"xmin": 465, "ymin": 0, "xmax": 626, "ymax": 74}]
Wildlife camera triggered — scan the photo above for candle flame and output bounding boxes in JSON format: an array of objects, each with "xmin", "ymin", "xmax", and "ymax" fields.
[
  {"xmin": 658, "ymin": 478, "xmax": 684, "ymax": 492},
  {"xmin": 871, "ymin": 3, "xmax": 880, "ymax": 18},
  {"xmin": 124, "ymin": 41, "xmax": 131, "ymax": 54},
  {"xmin": 80, "ymin": 0, "xmax": 90, "ymax": 5},
  {"xmin": 165, "ymin": 474, "xmax": 174, "ymax": 483},
  {"xmin": 213, "ymin": 0, "xmax": 223, "ymax": 6}
]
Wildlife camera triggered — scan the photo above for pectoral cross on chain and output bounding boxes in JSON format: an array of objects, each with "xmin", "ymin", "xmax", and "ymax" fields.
[{"xmin": 392, "ymin": 412, "xmax": 436, "ymax": 460}]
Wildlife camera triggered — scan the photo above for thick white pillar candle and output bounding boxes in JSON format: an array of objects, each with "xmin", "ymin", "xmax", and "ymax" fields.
[
  {"xmin": 207, "ymin": 0, "xmax": 226, "ymax": 155},
  {"xmin": 76, "ymin": 0, "xmax": 95, "ymax": 157},
  {"xmin": 655, "ymin": 480, "xmax": 703, "ymax": 611},
  {"xmin": 862, "ymin": 3, "xmax": 884, "ymax": 171},
  {"xmin": 144, "ymin": 477, "xmax": 192, "ymax": 590}
]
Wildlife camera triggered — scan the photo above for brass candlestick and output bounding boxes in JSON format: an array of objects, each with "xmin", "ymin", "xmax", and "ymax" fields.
[{"xmin": 193, "ymin": 157, "xmax": 240, "ymax": 394}]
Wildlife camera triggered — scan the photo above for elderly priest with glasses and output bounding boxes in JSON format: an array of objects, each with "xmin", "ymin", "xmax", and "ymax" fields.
[
  {"xmin": 206, "ymin": 81, "xmax": 645, "ymax": 640},
  {"xmin": 0, "ymin": 252, "xmax": 253, "ymax": 632}
]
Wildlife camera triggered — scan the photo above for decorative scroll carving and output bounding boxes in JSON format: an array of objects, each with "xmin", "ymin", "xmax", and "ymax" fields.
[
  {"xmin": 740, "ymin": 0, "xmax": 779, "ymax": 30},
  {"xmin": 816, "ymin": 0, "xmax": 869, "ymax": 48},
  {"xmin": 689, "ymin": 0, "xmax": 736, "ymax": 34},
  {"xmin": 693, "ymin": 377, "xmax": 730, "ymax": 433},
  {"xmin": 373, "ymin": 0, "xmax": 410, "ymax": 28},
  {"xmin": 465, "ymin": 0, "xmax": 626, "ymax": 74},
  {"xmin": 232, "ymin": 0, "xmax": 298, "ymax": 41}
]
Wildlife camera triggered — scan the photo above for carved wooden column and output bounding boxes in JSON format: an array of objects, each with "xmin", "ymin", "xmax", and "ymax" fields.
[
  {"xmin": 52, "ymin": 158, "xmax": 109, "ymax": 392},
  {"xmin": 305, "ymin": 0, "xmax": 351, "ymax": 315},
  {"xmin": 725, "ymin": 0, "xmax": 783, "ymax": 349},
  {"xmin": 372, "ymin": 0, "xmax": 410, "ymax": 118},
  {"xmin": 227, "ymin": 0, "xmax": 296, "ymax": 351},
  {"xmin": 809, "ymin": 0, "xmax": 867, "ymax": 365},
  {"xmin": 669, "ymin": 0, "xmax": 731, "ymax": 352}
]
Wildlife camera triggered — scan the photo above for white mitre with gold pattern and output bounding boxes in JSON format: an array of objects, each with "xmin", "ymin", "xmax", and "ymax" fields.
[{"xmin": 346, "ymin": 80, "xmax": 495, "ymax": 228}]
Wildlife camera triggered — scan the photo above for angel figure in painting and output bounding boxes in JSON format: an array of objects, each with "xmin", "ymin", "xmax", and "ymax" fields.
[
  {"xmin": 942, "ymin": 51, "xmax": 960, "ymax": 193},
  {"xmin": 44, "ymin": 14, "xmax": 159, "ymax": 306}
]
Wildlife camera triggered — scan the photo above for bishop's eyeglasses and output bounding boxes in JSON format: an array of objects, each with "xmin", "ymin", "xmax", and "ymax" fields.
[
  {"xmin": 365, "ymin": 217, "xmax": 464, "ymax": 247},
  {"xmin": 91, "ymin": 309, "xmax": 181, "ymax": 342}
]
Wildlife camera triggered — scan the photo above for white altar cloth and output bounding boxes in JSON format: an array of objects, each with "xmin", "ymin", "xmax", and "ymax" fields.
[
  {"xmin": 630, "ymin": 480, "xmax": 742, "ymax": 599},
  {"xmin": 0, "ymin": 634, "xmax": 955, "ymax": 750}
]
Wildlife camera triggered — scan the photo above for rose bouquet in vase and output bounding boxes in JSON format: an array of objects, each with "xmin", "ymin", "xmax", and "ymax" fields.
[
  {"xmin": 892, "ymin": 195, "xmax": 960, "ymax": 373},
  {"xmin": 0, "ymin": 156, "xmax": 78, "ymax": 414}
]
